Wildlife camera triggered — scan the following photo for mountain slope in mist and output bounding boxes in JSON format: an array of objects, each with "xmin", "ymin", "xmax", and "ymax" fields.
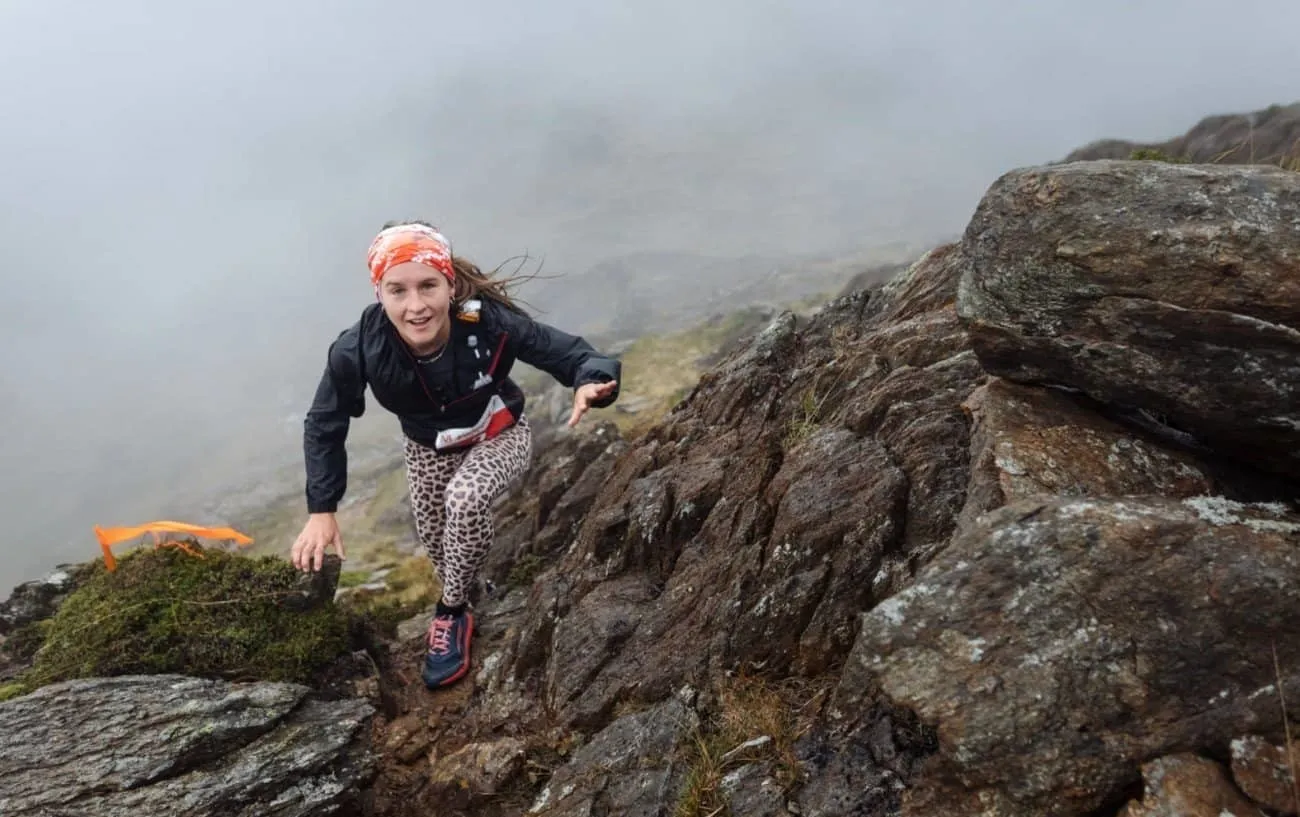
[{"xmin": 1064, "ymin": 99, "xmax": 1300, "ymax": 167}]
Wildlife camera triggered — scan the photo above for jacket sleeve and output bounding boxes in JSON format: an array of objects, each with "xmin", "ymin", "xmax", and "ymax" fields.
[
  {"xmin": 303, "ymin": 326, "xmax": 367, "ymax": 513},
  {"xmin": 492, "ymin": 301, "xmax": 622, "ymax": 409}
]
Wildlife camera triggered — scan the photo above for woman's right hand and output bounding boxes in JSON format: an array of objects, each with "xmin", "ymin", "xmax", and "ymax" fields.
[{"xmin": 291, "ymin": 513, "xmax": 346, "ymax": 572}]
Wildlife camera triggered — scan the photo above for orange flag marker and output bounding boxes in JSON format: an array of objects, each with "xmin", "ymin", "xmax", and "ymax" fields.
[{"xmin": 93, "ymin": 521, "xmax": 254, "ymax": 571}]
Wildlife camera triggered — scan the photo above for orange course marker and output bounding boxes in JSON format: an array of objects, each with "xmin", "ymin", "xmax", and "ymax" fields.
[{"xmin": 93, "ymin": 521, "xmax": 254, "ymax": 571}]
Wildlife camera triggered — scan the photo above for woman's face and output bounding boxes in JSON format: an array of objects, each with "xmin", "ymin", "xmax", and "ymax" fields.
[{"xmin": 377, "ymin": 261, "xmax": 453, "ymax": 354}]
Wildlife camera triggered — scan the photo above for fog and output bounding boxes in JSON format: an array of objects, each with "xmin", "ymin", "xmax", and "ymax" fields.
[{"xmin": 2, "ymin": 0, "xmax": 1298, "ymax": 588}]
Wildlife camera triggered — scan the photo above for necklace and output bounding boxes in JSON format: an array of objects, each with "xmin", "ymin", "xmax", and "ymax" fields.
[{"xmin": 416, "ymin": 344, "xmax": 447, "ymax": 364}]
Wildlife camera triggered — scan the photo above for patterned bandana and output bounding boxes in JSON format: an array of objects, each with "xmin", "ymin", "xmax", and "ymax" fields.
[{"xmin": 366, "ymin": 223, "xmax": 455, "ymax": 287}]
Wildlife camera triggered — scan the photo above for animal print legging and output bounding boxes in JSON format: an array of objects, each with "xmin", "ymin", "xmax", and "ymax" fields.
[{"xmin": 403, "ymin": 417, "xmax": 533, "ymax": 607}]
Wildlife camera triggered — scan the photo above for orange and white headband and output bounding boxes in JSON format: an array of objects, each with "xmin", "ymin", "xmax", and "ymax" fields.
[{"xmin": 366, "ymin": 223, "xmax": 455, "ymax": 287}]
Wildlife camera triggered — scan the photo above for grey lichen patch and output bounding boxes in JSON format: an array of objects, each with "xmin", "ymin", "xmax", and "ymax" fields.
[{"xmin": 1183, "ymin": 495, "xmax": 1300, "ymax": 534}]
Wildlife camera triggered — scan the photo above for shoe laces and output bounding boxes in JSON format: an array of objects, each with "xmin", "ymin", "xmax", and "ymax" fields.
[{"xmin": 428, "ymin": 614, "xmax": 455, "ymax": 656}]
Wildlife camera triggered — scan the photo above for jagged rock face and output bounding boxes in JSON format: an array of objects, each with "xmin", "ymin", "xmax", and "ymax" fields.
[
  {"xmin": 486, "ymin": 420, "xmax": 628, "ymax": 589},
  {"xmin": 853, "ymin": 495, "xmax": 1300, "ymax": 817},
  {"xmin": 958, "ymin": 159, "xmax": 1300, "ymax": 480},
  {"xmin": 0, "ymin": 564, "xmax": 88, "ymax": 637},
  {"xmin": 0, "ymin": 674, "xmax": 374, "ymax": 817},
  {"xmin": 529, "ymin": 697, "xmax": 699, "ymax": 817},
  {"xmin": 501, "ymin": 242, "xmax": 986, "ymax": 736}
]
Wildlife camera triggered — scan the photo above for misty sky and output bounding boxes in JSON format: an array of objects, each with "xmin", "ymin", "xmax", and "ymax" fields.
[{"xmin": 2, "ymin": 0, "xmax": 1298, "ymax": 588}]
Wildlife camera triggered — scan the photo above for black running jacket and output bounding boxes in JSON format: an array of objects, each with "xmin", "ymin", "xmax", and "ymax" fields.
[{"xmin": 303, "ymin": 298, "xmax": 620, "ymax": 513}]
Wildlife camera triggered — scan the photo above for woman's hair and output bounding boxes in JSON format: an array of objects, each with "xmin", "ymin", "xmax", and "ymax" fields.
[{"xmin": 380, "ymin": 219, "xmax": 537, "ymax": 315}]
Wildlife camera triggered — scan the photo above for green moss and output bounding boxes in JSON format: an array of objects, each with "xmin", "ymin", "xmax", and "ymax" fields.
[
  {"xmin": 338, "ymin": 570, "xmax": 372, "ymax": 589},
  {"xmin": 21, "ymin": 544, "xmax": 350, "ymax": 691},
  {"xmin": 1130, "ymin": 147, "xmax": 1190, "ymax": 163},
  {"xmin": 0, "ymin": 682, "xmax": 28, "ymax": 702},
  {"xmin": 334, "ymin": 554, "xmax": 440, "ymax": 638}
]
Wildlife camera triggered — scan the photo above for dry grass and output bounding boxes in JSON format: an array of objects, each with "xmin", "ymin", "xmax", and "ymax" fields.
[
  {"xmin": 673, "ymin": 674, "xmax": 828, "ymax": 817},
  {"xmin": 240, "ymin": 458, "xmax": 412, "ymax": 565},
  {"xmin": 783, "ymin": 362, "xmax": 852, "ymax": 450},
  {"xmin": 613, "ymin": 309, "xmax": 772, "ymax": 438},
  {"xmin": 1273, "ymin": 641, "xmax": 1300, "ymax": 812}
]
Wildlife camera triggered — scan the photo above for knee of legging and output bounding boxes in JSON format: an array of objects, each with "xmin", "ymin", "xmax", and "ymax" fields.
[{"xmin": 443, "ymin": 483, "xmax": 493, "ymax": 517}]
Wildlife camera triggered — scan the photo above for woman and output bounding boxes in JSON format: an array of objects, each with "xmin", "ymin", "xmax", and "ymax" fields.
[{"xmin": 291, "ymin": 220, "xmax": 620, "ymax": 689}]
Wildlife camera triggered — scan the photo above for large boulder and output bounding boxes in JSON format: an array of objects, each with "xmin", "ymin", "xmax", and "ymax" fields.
[
  {"xmin": 957, "ymin": 160, "xmax": 1300, "ymax": 480},
  {"xmin": 0, "ymin": 674, "xmax": 374, "ymax": 817},
  {"xmin": 852, "ymin": 495, "xmax": 1300, "ymax": 817}
]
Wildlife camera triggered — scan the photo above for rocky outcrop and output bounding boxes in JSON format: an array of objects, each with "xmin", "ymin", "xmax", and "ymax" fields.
[
  {"xmin": 0, "ymin": 563, "xmax": 91, "ymax": 682},
  {"xmin": 361, "ymin": 150, "xmax": 1299, "ymax": 816},
  {"xmin": 1065, "ymin": 100, "xmax": 1300, "ymax": 167},
  {"xmin": 0, "ymin": 674, "xmax": 375, "ymax": 817},
  {"xmin": 854, "ymin": 495, "xmax": 1300, "ymax": 816},
  {"xmin": 958, "ymin": 159, "xmax": 1300, "ymax": 480},
  {"xmin": 496, "ymin": 241, "xmax": 983, "ymax": 737}
]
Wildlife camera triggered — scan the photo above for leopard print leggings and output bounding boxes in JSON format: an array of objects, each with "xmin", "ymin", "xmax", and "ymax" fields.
[{"xmin": 403, "ymin": 417, "xmax": 533, "ymax": 607}]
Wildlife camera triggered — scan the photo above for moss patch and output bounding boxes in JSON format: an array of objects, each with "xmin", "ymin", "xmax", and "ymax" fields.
[
  {"xmin": 335, "ymin": 551, "xmax": 441, "ymax": 637},
  {"xmin": 1130, "ymin": 147, "xmax": 1190, "ymax": 163},
  {"xmin": 21, "ymin": 545, "xmax": 350, "ymax": 691},
  {"xmin": 0, "ymin": 681, "xmax": 28, "ymax": 702}
]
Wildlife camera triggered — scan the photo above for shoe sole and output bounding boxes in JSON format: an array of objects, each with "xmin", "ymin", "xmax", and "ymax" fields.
[{"xmin": 429, "ymin": 612, "xmax": 474, "ymax": 688}]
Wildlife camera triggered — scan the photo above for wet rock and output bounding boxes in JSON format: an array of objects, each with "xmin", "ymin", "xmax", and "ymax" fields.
[
  {"xmin": 528, "ymin": 697, "xmax": 698, "ymax": 817},
  {"xmin": 957, "ymin": 160, "xmax": 1300, "ymax": 480},
  {"xmin": 957, "ymin": 378, "xmax": 1217, "ymax": 532},
  {"xmin": 1230, "ymin": 734, "xmax": 1300, "ymax": 813},
  {"xmin": 545, "ymin": 575, "xmax": 657, "ymax": 727},
  {"xmin": 796, "ymin": 687, "xmax": 937, "ymax": 817},
  {"xmin": 428, "ymin": 738, "xmax": 527, "ymax": 807},
  {"xmin": 734, "ymin": 428, "xmax": 907, "ymax": 676},
  {"xmin": 1119, "ymin": 754, "xmax": 1260, "ymax": 817},
  {"xmin": 720, "ymin": 763, "xmax": 791, "ymax": 817},
  {"xmin": 0, "ymin": 563, "xmax": 88, "ymax": 636},
  {"xmin": 487, "ymin": 421, "xmax": 626, "ymax": 588},
  {"xmin": 853, "ymin": 495, "xmax": 1300, "ymax": 817},
  {"xmin": 0, "ymin": 674, "xmax": 375, "ymax": 816}
]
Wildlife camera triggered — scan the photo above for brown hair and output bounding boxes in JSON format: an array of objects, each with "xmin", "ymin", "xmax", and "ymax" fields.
[{"xmin": 380, "ymin": 219, "xmax": 538, "ymax": 315}]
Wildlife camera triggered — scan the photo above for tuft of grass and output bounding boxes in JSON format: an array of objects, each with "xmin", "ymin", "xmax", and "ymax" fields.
[
  {"xmin": 673, "ymin": 674, "xmax": 823, "ymax": 817},
  {"xmin": 1273, "ymin": 641, "xmax": 1300, "ymax": 812},
  {"xmin": 507, "ymin": 553, "xmax": 544, "ymax": 590},
  {"xmin": 784, "ymin": 387, "xmax": 823, "ymax": 449},
  {"xmin": 20, "ymin": 544, "xmax": 350, "ymax": 690},
  {"xmin": 783, "ymin": 364, "xmax": 850, "ymax": 450},
  {"xmin": 1130, "ymin": 148, "xmax": 1190, "ymax": 163},
  {"xmin": 0, "ymin": 681, "xmax": 28, "ymax": 702}
]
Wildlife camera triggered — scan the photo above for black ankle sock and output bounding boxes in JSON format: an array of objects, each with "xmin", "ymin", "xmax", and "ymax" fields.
[{"xmin": 437, "ymin": 600, "xmax": 467, "ymax": 617}]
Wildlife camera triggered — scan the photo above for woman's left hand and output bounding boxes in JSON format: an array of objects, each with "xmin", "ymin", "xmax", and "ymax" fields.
[{"xmin": 569, "ymin": 380, "xmax": 619, "ymax": 427}]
